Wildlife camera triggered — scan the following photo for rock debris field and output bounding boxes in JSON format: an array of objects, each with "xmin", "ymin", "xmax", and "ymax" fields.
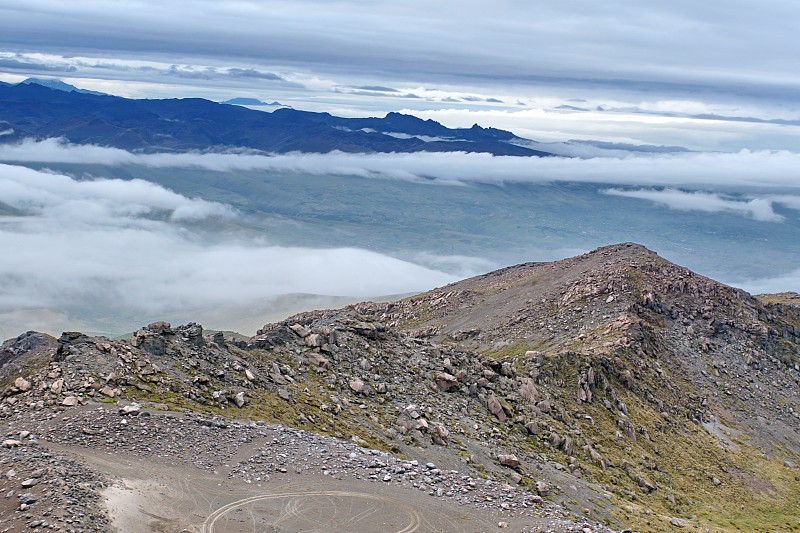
[{"xmin": 0, "ymin": 403, "xmax": 619, "ymax": 532}]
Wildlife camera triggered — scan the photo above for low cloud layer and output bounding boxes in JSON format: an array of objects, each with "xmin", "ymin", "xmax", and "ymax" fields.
[
  {"xmin": 728, "ymin": 269, "xmax": 800, "ymax": 298},
  {"xmin": 3, "ymin": 139, "xmax": 800, "ymax": 192},
  {"xmin": 0, "ymin": 164, "xmax": 456, "ymax": 339},
  {"xmin": 603, "ymin": 188, "xmax": 785, "ymax": 222}
]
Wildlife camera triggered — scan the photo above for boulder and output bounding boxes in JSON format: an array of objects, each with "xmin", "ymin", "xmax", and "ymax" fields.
[
  {"xmin": 498, "ymin": 454, "xmax": 521, "ymax": 469},
  {"xmin": 234, "ymin": 391, "xmax": 246, "ymax": 407},
  {"xmin": 307, "ymin": 352, "xmax": 329, "ymax": 368},
  {"xmin": 305, "ymin": 333, "xmax": 325, "ymax": 348},
  {"xmin": 488, "ymin": 394, "xmax": 508, "ymax": 422},
  {"xmin": 431, "ymin": 422, "xmax": 449, "ymax": 445},
  {"xmin": 13, "ymin": 377, "xmax": 31, "ymax": 392},
  {"xmin": 119, "ymin": 403, "xmax": 141, "ymax": 415},
  {"xmin": 289, "ymin": 324, "xmax": 311, "ymax": 338},
  {"xmin": 518, "ymin": 378, "xmax": 539, "ymax": 403},
  {"xmin": 435, "ymin": 371, "xmax": 459, "ymax": 392},
  {"xmin": 535, "ymin": 480, "xmax": 550, "ymax": 497},
  {"xmin": 61, "ymin": 396, "xmax": 79, "ymax": 407},
  {"xmin": 349, "ymin": 378, "xmax": 365, "ymax": 393}
]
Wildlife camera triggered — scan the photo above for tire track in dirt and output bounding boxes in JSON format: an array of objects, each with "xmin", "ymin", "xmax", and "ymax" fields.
[{"xmin": 202, "ymin": 490, "xmax": 424, "ymax": 533}]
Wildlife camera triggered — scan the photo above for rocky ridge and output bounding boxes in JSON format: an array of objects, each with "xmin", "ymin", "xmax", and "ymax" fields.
[{"xmin": 1, "ymin": 243, "xmax": 799, "ymax": 532}]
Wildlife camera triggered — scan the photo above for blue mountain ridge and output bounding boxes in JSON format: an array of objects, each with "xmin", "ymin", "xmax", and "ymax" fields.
[{"xmin": 0, "ymin": 82, "xmax": 551, "ymax": 156}]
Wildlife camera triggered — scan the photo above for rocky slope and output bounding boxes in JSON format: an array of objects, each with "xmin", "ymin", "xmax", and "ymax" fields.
[{"xmin": 1, "ymin": 243, "xmax": 799, "ymax": 532}]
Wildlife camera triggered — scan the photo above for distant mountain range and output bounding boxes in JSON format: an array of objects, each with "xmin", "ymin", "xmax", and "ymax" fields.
[
  {"xmin": 17, "ymin": 77, "xmax": 108, "ymax": 96},
  {"xmin": 0, "ymin": 80, "xmax": 550, "ymax": 156},
  {"xmin": 221, "ymin": 97, "xmax": 287, "ymax": 107}
]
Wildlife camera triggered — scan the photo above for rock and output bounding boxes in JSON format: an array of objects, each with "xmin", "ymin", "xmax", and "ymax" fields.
[
  {"xmin": 119, "ymin": 403, "xmax": 141, "ymax": 415},
  {"xmin": 509, "ymin": 472, "xmax": 523, "ymax": 484},
  {"xmin": 518, "ymin": 378, "xmax": 539, "ymax": 403},
  {"xmin": 349, "ymin": 378, "xmax": 365, "ymax": 393},
  {"xmin": 431, "ymin": 422, "xmax": 449, "ymax": 445},
  {"xmin": 620, "ymin": 369, "xmax": 635, "ymax": 389},
  {"xmin": 61, "ymin": 396, "xmax": 79, "ymax": 407},
  {"xmin": 562, "ymin": 436, "xmax": 575, "ymax": 456},
  {"xmin": 535, "ymin": 480, "xmax": 550, "ymax": 497},
  {"xmin": 13, "ymin": 377, "xmax": 31, "ymax": 392},
  {"xmin": 278, "ymin": 388, "xmax": 291, "ymax": 400},
  {"xmin": 435, "ymin": 371, "xmax": 459, "ymax": 392},
  {"xmin": 245, "ymin": 369, "xmax": 255, "ymax": 381},
  {"xmin": 488, "ymin": 394, "xmax": 508, "ymax": 422},
  {"xmin": 139, "ymin": 335, "xmax": 166, "ymax": 356},
  {"xmin": 50, "ymin": 378, "xmax": 64, "ymax": 394},
  {"xmin": 18, "ymin": 493, "xmax": 38, "ymax": 505},
  {"xmin": 305, "ymin": 333, "xmax": 325, "ymax": 348},
  {"xmin": 234, "ymin": 391, "xmax": 246, "ymax": 407},
  {"xmin": 20, "ymin": 478, "xmax": 38, "ymax": 488},
  {"xmin": 146, "ymin": 321, "xmax": 171, "ymax": 333},
  {"xmin": 289, "ymin": 324, "xmax": 311, "ymax": 338},
  {"xmin": 2, "ymin": 440, "xmax": 22, "ymax": 448},
  {"xmin": 587, "ymin": 446, "xmax": 607, "ymax": 470},
  {"xmin": 307, "ymin": 352, "xmax": 329, "ymax": 367},
  {"xmin": 670, "ymin": 517, "xmax": 689, "ymax": 528},
  {"xmin": 99, "ymin": 386, "xmax": 116, "ymax": 397},
  {"xmin": 498, "ymin": 454, "xmax": 521, "ymax": 469}
]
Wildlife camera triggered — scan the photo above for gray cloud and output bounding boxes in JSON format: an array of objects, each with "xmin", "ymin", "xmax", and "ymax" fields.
[
  {"xmin": 0, "ymin": 57, "xmax": 76, "ymax": 72},
  {"xmin": 0, "ymin": 163, "xmax": 457, "ymax": 339},
  {"xmin": 227, "ymin": 68, "xmax": 285, "ymax": 81},
  {"xmin": 351, "ymin": 85, "xmax": 399, "ymax": 93},
  {"xmin": 167, "ymin": 65, "xmax": 215, "ymax": 80},
  {"xmin": 1, "ymin": 1, "xmax": 798, "ymax": 106}
]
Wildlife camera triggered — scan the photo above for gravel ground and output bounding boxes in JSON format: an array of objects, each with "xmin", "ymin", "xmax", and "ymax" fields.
[{"xmin": 1, "ymin": 402, "xmax": 620, "ymax": 532}]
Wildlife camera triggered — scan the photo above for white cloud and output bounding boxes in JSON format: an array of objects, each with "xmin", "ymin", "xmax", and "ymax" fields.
[
  {"xmin": 1, "ymin": 164, "xmax": 235, "ymax": 221},
  {"xmin": 0, "ymin": 163, "xmax": 457, "ymax": 339},
  {"xmin": 767, "ymin": 195, "xmax": 800, "ymax": 211},
  {"xmin": 729, "ymin": 269, "xmax": 800, "ymax": 296},
  {"xmin": 603, "ymin": 188, "xmax": 784, "ymax": 222},
  {"xmin": 3, "ymin": 139, "xmax": 800, "ymax": 191}
]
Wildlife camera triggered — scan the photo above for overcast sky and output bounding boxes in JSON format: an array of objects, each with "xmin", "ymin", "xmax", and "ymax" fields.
[{"xmin": 1, "ymin": 1, "xmax": 799, "ymax": 149}]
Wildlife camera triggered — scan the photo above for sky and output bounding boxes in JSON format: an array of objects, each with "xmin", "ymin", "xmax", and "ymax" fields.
[
  {"xmin": 1, "ymin": 1, "xmax": 799, "ymax": 338},
  {"xmin": 1, "ymin": 1, "xmax": 800, "ymax": 150}
]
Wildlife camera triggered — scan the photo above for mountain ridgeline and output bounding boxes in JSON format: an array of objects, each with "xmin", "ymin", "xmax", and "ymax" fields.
[
  {"xmin": 0, "ymin": 81, "xmax": 549, "ymax": 156},
  {"xmin": 1, "ymin": 244, "xmax": 799, "ymax": 532}
]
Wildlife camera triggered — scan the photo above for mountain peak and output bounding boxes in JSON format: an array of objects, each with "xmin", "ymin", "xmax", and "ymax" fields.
[
  {"xmin": 18, "ymin": 78, "xmax": 107, "ymax": 96},
  {"xmin": 1, "ymin": 244, "xmax": 798, "ymax": 531}
]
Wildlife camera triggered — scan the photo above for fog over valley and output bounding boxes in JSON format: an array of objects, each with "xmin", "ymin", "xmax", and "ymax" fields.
[{"xmin": 1, "ymin": 142, "xmax": 798, "ymax": 339}]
